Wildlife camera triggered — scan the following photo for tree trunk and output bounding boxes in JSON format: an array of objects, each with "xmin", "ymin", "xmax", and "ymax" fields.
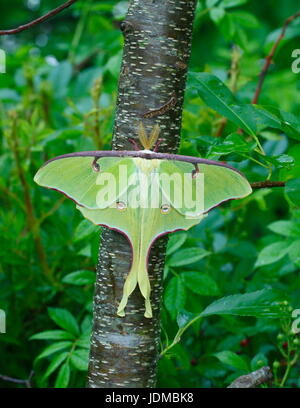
[{"xmin": 87, "ymin": 0, "xmax": 197, "ymax": 388}]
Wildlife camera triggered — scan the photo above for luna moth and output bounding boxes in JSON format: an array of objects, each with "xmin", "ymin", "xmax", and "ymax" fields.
[{"xmin": 34, "ymin": 124, "xmax": 252, "ymax": 318}]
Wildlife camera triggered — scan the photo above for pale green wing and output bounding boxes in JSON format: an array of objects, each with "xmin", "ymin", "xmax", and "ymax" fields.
[
  {"xmin": 159, "ymin": 160, "xmax": 252, "ymax": 216},
  {"xmin": 78, "ymin": 175, "xmax": 204, "ymax": 318},
  {"xmin": 34, "ymin": 156, "xmax": 137, "ymax": 209}
]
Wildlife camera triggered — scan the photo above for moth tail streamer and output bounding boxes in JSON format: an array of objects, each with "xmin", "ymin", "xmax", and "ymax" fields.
[{"xmin": 117, "ymin": 258, "xmax": 152, "ymax": 318}]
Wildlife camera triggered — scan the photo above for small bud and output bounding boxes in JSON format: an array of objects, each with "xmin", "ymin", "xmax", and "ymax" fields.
[
  {"xmin": 273, "ymin": 361, "xmax": 280, "ymax": 369},
  {"xmin": 293, "ymin": 338, "xmax": 300, "ymax": 346},
  {"xmin": 277, "ymin": 333, "xmax": 284, "ymax": 341}
]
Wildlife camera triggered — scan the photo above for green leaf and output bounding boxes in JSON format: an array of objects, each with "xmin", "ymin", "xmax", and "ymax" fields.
[
  {"xmin": 55, "ymin": 361, "xmax": 70, "ymax": 388},
  {"xmin": 263, "ymin": 154, "xmax": 294, "ymax": 169},
  {"xmin": 190, "ymin": 73, "xmax": 256, "ymax": 135},
  {"xmin": 268, "ymin": 220, "xmax": 300, "ymax": 237},
  {"xmin": 288, "ymin": 240, "xmax": 300, "ymax": 266},
  {"xmin": 182, "ymin": 271, "xmax": 220, "ymax": 296},
  {"xmin": 200, "ymin": 289, "xmax": 286, "ymax": 318},
  {"xmin": 43, "ymin": 352, "xmax": 68, "ymax": 380},
  {"xmin": 222, "ymin": 0, "xmax": 248, "ymax": 8},
  {"xmin": 255, "ymin": 241, "xmax": 291, "ymax": 268},
  {"xmin": 74, "ymin": 219, "xmax": 99, "ymax": 242},
  {"xmin": 70, "ymin": 349, "xmax": 89, "ymax": 371},
  {"xmin": 209, "ymin": 132, "xmax": 256, "ymax": 155},
  {"xmin": 168, "ymin": 248, "xmax": 211, "ymax": 267},
  {"xmin": 62, "ymin": 270, "xmax": 95, "ymax": 286},
  {"xmin": 206, "ymin": 0, "xmax": 219, "ymax": 7},
  {"xmin": 285, "ymin": 179, "xmax": 300, "ymax": 207},
  {"xmin": 48, "ymin": 308, "xmax": 79, "ymax": 336},
  {"xmin": 214, "ymin": 350, "xmax": 248, "ymax": 371},
  {"xmin": 231, "ymin": 11, "xmax": 259, "ymax": 28},
  {"xmin": 30, "ymin": 330, "xmax": 75, "ymax": 341},
  {"xmin": 164, "ymin": 277, "xmax": 186, "ymax": 319},
  {"xmin": 177, "ymin": 310, "xmax": 198, "ymax": 329},
  {"xmin": 210, "ymin": 7, "xmax": 225, "ymax": 24},
  {"xmin": 36, "ymin": 341, "xmax": 73, "ymax": 361},
  {"xmin": 166, "ymin": 232, "xmax": 187, "ymax": 256}
]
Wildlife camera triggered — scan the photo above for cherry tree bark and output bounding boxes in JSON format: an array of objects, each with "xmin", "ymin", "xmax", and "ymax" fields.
[{"xmin": 87, "ymin": 0, "xmax": 197, "ymax": 388}]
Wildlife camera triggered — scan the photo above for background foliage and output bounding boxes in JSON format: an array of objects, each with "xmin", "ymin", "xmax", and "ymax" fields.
[{"xmin": 0, "ymin": 0, "xmax": 300, "ymax": 388}]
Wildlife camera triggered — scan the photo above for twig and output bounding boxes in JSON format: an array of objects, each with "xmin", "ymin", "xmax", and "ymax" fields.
[
  {"xmin": 0, "ymin": 0, "xmax": 77, "ymax": 36},
  {"xmin": 251, "ymin": 180, "xmax": 285, "ymax": 189},
  {"xmin": 227, "ymin": 366, "xmax": 272, "ymax": 388},
  {"xmin": 0, "ymin": 371, "xmax": 34, "ymax": 388},
  {"xmin": 252, "ymin": 10, "xmax": 300, "ymax": 104},
  {"xmin": 8, "ymin": 112, "xmax": 53, "ymax": 283},
  {"xmin": 215, "ymin": 45, "xmax": 241, "ymax": 137}
]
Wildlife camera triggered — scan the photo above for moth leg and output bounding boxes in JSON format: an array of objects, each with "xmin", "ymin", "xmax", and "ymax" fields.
[
  {"xmin": 192, "ymin": 163, "xmax": 199, "ymax": 178},
  {"xmin": 92, "ymin": 157, "xmax": 100, "ymax": 172},
  {"xmin": 128, "ymin": 138, "xmax": 141, "ymax": 151}
]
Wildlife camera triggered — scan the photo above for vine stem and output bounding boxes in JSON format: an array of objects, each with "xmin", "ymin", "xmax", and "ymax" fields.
[
  {"xmin": 252, "ymin": 9, "xmax": 300, "ymax": 104},
  {"xmin": 0, "ymin": 0, "xmax": 77, "ymax": 36},
  {"xmin": 160, "ymin": 315, "xmax": 203, "ymax": 358}
]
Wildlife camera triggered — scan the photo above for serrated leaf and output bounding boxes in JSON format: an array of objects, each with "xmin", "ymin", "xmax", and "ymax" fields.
[
  {"xmin": 168, "ymin": 248, "xmax": 210, "ymax": 267},
  {"xmin": 48, "ymin": 308, "xmax": 79, "ymax": 336},
  {"xmin": 200, "ymin": 289, "xmax": 286, "ymax": 318}
]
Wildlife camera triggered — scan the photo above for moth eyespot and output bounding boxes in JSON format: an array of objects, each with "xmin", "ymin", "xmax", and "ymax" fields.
[
  {"xmin": 161, "ymin": 204, "xmax": 170, "ymax": 214},
  {"xmin": 116, "ymin": 201, "xmax": 127, "ymax": 211}
]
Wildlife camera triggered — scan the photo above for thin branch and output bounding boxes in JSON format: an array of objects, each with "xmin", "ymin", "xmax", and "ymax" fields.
[
  {"xmin": 0, "ymin": 0, "xmax": 77, "ymax": 36},
  {"xmin": 252, "ymin": 10, "xmax": 300, "ymax": 104},
  {"xmin": 227, "ymin": 366, "xmax": 272, "ymax": 388},
  {"xmin": 0, "ymin": 371, "xmax": 34, "ymax": 388},
  {"xmin": 251, "ymin": 180, "xmax": 285, "ymax": 189}
]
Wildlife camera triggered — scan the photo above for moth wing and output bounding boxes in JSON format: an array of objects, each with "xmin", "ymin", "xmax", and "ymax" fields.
[
  {"xmin": 34, "ymin": 156, "xmax": 137, "ymax": 209},
  {"xmin": 159, "ymin": 160, "xmax": 252, "ymax": 216}
]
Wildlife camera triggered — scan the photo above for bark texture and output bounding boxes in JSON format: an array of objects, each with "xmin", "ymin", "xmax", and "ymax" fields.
[{"xmin": 87, "ymin": 0, "xmax": 197, "ymax": 388}]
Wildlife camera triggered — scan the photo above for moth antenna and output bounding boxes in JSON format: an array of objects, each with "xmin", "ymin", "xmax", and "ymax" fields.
[
  {"xmin": 148, "ymin": 124, "xmax": 161, "ymax": 150},
  {"xmin": 128, "ymin": 138, "xmax": 141, "ymax": 151},
  {"xmin": 138, "ymin": 122, "xmax": 149, "ymax": 150}
]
